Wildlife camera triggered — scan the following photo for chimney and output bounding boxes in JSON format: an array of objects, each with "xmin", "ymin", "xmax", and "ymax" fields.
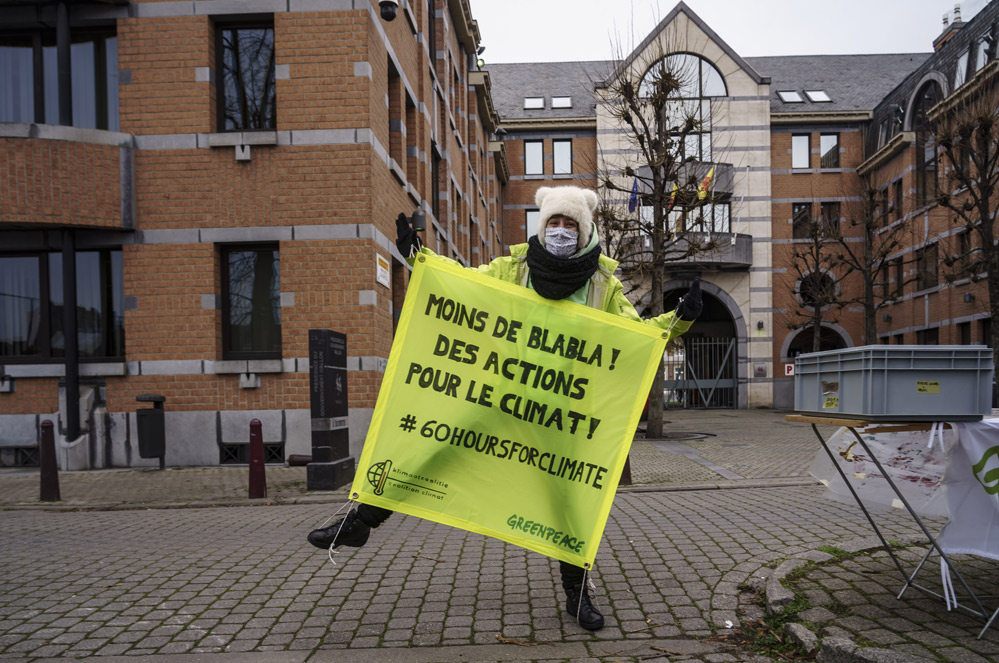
[{"xmin": 934, "ymin": 4, "xmax": 966, "ymax": 51}]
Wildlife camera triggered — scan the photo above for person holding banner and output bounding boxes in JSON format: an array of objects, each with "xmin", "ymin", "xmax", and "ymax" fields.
[{"xmin": 308, "ymin": 185, "xmax": 702, "ymax": 631}]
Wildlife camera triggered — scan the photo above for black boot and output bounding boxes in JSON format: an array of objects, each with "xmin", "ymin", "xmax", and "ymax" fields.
[
  {"xmin": 307, "ymin": 504, "xmax": 394, "ymax": 550},
  {"xmin": 307, "ymin": 508, "xmax": 371, "ymax": 549},
  {"xmin": 565, "ymin": 583, "xmax": 604, "ymax": 631}
]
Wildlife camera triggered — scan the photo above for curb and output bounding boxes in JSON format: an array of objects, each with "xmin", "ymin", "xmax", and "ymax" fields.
[
  {"xmin": 0, "ymin": 478, "xmax": 821, "ymax": 512},
  {"xmin": 764, "ymin": 538, "xmax": 936, "ymax": 663}
]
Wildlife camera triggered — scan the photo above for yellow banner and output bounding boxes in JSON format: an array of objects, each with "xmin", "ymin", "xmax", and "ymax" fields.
[{"xmin": 350, "ymin": 254, "xmax": 668, "ymax": 567}]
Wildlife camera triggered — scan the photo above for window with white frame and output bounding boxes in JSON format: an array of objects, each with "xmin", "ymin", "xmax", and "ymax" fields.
[
  {"xmin": 792, "ymin": 134, "xmax": 810, "ymax": 169},
  {"xmin": 526, "ymin": 209, "xmax": 540, "ymax": 239},
  {"xmin": 553, "ymin": 139, "xmax": 571, "ymax": 174},
  {"xmin": 524, "ymin": 140, "xmax": 543, "ymax": 175},
  {"xmin": 819, "ymin": 134, "xmax": 839, "ymax": 168},
  {"xmin": 640, "ymin": 53, "xmax": 726, "ymax": 162},
  {"xmin": 551, "ymin": 96, "xmax": 572, "ymax": 108}
]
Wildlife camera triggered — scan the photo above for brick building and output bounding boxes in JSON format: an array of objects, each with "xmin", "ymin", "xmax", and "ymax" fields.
[
  {"xmin": 2, "ymin": 1, "xmax": 997, "ymax": 467},
  {"xmin": 0, "ymin": 0, "xmax": 506, "ymax": 468},
  {"xmin": 487, "ymin": 1, "xmax": 996, "ymax": 410}
]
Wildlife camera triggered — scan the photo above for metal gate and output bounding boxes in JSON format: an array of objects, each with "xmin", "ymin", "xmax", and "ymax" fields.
[{"xmin": 662, "ymin": 337, "xmax": 737, "ymax": 409}]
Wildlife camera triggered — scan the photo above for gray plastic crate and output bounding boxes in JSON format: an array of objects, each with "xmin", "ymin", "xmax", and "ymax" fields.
[{"xmin": 794, "ymin": 345, "xmax": 994, "ymax": 421}]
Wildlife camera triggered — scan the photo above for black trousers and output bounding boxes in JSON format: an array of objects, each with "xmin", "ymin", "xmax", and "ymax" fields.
[{"xmin": 356, "ymin": 504, "xmax": 587, "ymax": 590}]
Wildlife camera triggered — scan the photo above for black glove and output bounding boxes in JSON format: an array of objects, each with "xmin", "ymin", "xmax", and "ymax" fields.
[
  {"xmin": 395, "ymin": 213, "xmax": 422, "ymax": 257},
  {"xmin": 676, "ymin": 277, "xmax": 702, "ymax": 321}
]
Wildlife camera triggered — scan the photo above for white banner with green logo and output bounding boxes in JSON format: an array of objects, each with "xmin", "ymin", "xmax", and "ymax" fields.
[
  {"xmin": 942, "ymin": 421, "xmax": 999, "ymax": 561},
  {"xmin": 350, "ymin": 253, "xmax": 670, "ymax": 568}
]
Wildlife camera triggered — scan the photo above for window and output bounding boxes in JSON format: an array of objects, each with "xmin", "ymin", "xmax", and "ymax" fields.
[
  {"xmin": 526, "ymin": 209, "xmax": 540, "ymax": 240},
  {"xmin": 877, "ymin": 187, "xmax": 890, "ymax": 227},
  {"xmin": 916, "ymin": 243, "xmax": 939, "ymax": 291},
  {"xmin": 0, "ymin": 30, "xmax": 118, "ymax": 129},
  {"xmin": 792, "ymin": 134, "xmax": 810, "ymax": 169},
  {"xmin": 551, "ymin": 96, "xmax": 572, "ymax": 108},
  {"xmin": 524, "ymin": 140, "xmax": 543, "ymax": 175},
  {"xmin": 777, "ymin": 90, "xmax": 803, "ymax": 103},
  {"xmin": 804, "ymin": 90, "xmax": 831, "ymax": 102},
  {"xmin": 913, "ymin": 82, "xmax": 941, "ymax": 207},
  {"xmin": 672, "ymin": 202, "xmax": 730, "ymax": 233},
  {"xmin": 981, "ymin": 318, "xmax": 992, "ymax": 348},
  {"xmin": 431, "ymin": 143, "xmax": 441, "ymax": 221},
  {"xmin": 217, "ymin": 21, "xmax": 276, "ymax": 131},
  {"xmin": 221, "ymin": 245, "xmax": 281, "ymax": 359},
  {"xmin": 523, "ymin": 96, "xmax": 544, "ymax": 109},
  {"xmin": 955, "ymin": 49, "xmax": 969, "ymax": 88},
  {"xmin": 819, "ymin": 134, "xmax": 839, "ymax": 168},
  {"xmin": 892, "ymin": 257, "xmax": 904, "ymax": 298},
  {"xmin": 0, "ymin": 249, "xmax": 124, "ymax": 361},
  {"xmin": 820, "ymin": 202, "xmax": 840, "ymax": 236},
  {"xmin": 553, "ymin": 139, "xmax": 571, "ymax": 174},
  {"xmin": 916, "ymin": 327, "xmax": 939, "ymax": 345},
  {"xmin": 799, "ymin": 272, "xmax": 836, "ymax": 309},
  {"xmin": 893, "ymin": 180, "xmax": 903, "ymax": 221},
  {"xmin": 894, "ymin": 334, "xmax": 905, "ymax": 344},
  {"xmin": 426, "ymin": 0, "xmax": 436, "ymax": 66},
  {"xmin": 792, "ymin": 202, "xmax": 812, "ymax": 239},
  {"xmin": 640, "ymin": 53, "xmax": 725, "ymax": 162},
  {"xmin": 975, "ymin": 31, "xmax": 993, "ymax": 72},
  {"xmin": 959, "ymin": 321, "xmax": 972, "ymax": 345}
]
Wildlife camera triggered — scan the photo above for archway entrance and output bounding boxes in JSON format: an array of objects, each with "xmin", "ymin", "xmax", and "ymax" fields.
[
  {"xmin": 661, "ymin": 289, "xmax": 737, "ymax": 409},
  {"xmin": 785, "ymin": 326, "xmax": 848, "ymax": 359}
]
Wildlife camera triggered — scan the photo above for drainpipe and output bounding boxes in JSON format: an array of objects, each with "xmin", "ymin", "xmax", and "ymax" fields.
[
  {"xmin": 56, "ymin": 0, "xmax": 72, "ymax": 126},
  {"xmin": 62, "ymin": 231, "xmax": 80, "ymax": 441}
]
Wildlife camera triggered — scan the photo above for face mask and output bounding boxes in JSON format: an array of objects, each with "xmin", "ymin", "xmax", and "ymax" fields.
[{"xmin": 545, "ymin": 227, "xmax": 579, "ymax": 258}]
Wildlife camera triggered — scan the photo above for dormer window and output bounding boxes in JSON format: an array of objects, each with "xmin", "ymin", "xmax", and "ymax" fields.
[
  {"xmin": 777, "ymin": 90, "xmax": 803, "ymax": 103},
  {"xmin": 804, "ymin": 90, "xmax": 831, "ymax": 102},
  {"xmin": 955, "ymin": 50, "xmax": 969, "ymax": 88},
  {"xmin": 523, "ymin": 96, "xmax": 544, "ymax": 109},
  {"xmin": 551, "ymin": 96, "xmax": 572, "ymax": 108}
]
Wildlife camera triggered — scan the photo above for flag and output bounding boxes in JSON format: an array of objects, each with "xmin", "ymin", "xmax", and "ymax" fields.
[
  {"xmin": 627, "ymin": 178, "xmax": 639, "ymax": 213},
  {"xmin": 665, "ymin": 182, "xmax": 678, "ymax": 213},
  {"xmin": 351, "ymin": 255, "xmax": 670, "ymax": 568},
  {"xmin": 697, "ymin": 166, "xmax": 715, "ymax": 200}
]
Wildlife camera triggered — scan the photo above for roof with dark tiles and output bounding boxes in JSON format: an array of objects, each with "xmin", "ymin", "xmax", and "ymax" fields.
[
  {"xmin": 485, "ymin": 53, "xmax": 931, "ymax": 123},
  {"xmin": 745, "ymin": 53, "xmax": 932, "ymax": 114},
  {"xmin": 484, "ymin": 60, "xmax": 614, "ymax": 121}
]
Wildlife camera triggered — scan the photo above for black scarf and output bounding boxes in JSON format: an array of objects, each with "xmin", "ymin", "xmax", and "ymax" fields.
[{"xmin": 525, "ymin": 236, "xmax": 602, "ymax": 300}]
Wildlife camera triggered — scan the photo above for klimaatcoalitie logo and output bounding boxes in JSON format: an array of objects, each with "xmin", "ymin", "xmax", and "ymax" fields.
[
  {"xmin": 367, "ymin": 460, "xmax": 393, "ymax": 495},
  {"xmin": 971, "ymin": 446, "xmax": 999, "ymax": 495}
]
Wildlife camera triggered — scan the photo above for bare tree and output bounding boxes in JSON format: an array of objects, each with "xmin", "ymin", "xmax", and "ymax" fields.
[
  {"xmin": 825, "ymin": 179, "xmax": 915, "ymax": 344},
  {"xmin": 783, "ymin": 204, "xmax": 847, "ymax": 353},
  {"xmin": 596, "ymin": 37, "xmax": 725, "ymax": 437},
  {"xmin": 931, "ymin": 77, "xmax": 999, "ymax": 404}
]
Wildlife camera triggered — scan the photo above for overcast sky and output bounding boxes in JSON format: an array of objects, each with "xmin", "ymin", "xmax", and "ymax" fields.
[{"xmin": 469, "ymin": 0, "xmax": 991, "ymax": 64}]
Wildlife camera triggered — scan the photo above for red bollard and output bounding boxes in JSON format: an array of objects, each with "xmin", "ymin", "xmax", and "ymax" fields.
[
  {"xmin": 248, "ymin": 418, "xmax": 267, "ymax": 499},
  {"xmin": 39, "ymin": 420, "xmax": 61, "ymax": 502}
]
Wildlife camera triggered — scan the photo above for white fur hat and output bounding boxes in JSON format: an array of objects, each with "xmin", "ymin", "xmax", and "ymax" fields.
[{"xmin": 535, "ymin": 186, "xmax": 599, "ymax": 251}]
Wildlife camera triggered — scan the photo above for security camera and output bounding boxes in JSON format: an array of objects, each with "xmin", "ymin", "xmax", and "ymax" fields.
[{"xmin": 379, "ymin": 0, "xmax": 399, "ymax": 21}]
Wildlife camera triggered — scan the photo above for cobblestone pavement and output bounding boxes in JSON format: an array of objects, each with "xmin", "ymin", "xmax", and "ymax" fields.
[{"xmin": 0, "ymin": 408, "xmax": 995, "ymax": 662}]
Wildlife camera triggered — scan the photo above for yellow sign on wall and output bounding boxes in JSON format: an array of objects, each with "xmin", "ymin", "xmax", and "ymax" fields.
[{"xmin": 351, "ymin": 255, "xmax": 669, "ymax": 567}]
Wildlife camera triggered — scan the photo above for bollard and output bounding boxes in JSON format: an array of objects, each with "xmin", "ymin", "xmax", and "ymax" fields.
[
  {"xmin": 39, "ymin": 420, "xmax": 61, "ymax": 502},
  {"xmin": 619, "ymin": 455, "xmax": 632, "ymax": 486},
  {"xmin": 248, "ymin": 418, "xmax": 267, "ymax": 499}
]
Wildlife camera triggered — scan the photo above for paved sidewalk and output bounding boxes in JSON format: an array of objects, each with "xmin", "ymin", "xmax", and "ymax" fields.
[{"xmin": 0, "ymin": 408, "xmax": 996, "ymax": 662}]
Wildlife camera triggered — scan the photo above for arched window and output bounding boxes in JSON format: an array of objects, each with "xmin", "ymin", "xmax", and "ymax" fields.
[
  {"xmin": 797, "ymin": 271, "xmax": 837, "ymax": 310},
  {"xmin": 912, "ymin": 81, "xmax": 942, "ymax": 208},
  {"xmin": 640, "ymin": 53, "xmax": 727, "ymax": 162}
]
